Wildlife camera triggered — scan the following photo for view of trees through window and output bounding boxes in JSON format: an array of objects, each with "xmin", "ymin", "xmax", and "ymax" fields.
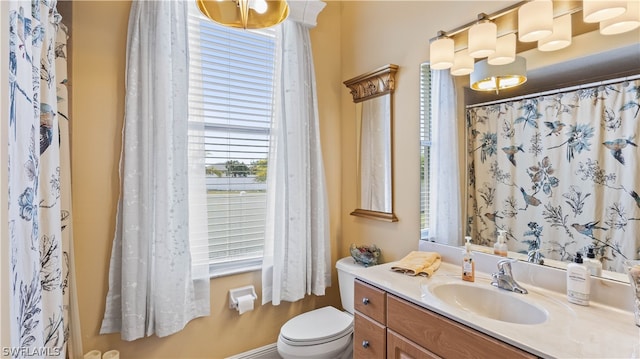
[{"xmin": 188, "ymin": 3, "xmax": 276, "ymax": 274}]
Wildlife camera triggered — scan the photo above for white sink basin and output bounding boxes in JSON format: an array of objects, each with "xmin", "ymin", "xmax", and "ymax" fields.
[{"xmin": 429, "ymin": 283, "xmax": 548, "ymax": 325}]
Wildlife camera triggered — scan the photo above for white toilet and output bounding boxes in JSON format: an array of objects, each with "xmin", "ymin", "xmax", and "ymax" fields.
[{"xmin": 277, "ymin": 257, "xmax": 363, "ymax": 359}]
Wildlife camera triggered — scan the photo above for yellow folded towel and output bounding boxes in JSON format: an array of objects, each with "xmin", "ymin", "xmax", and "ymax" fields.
[{"xmin": 391, "ymin": 251, "xmax": 441, "ymax": 277}]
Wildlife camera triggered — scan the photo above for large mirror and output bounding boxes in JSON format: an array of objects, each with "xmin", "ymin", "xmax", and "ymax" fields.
[
  {"xmin": 420, "ymin": 43, "xmax": 640, "ymax": 282},
  {"xmin": 345, "ymin": 64, "xmax": 399, "ymax": 222}
]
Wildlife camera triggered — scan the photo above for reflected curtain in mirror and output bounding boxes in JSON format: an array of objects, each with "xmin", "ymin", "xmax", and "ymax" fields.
[
  {"xmin": 466, "ymin": 77, "xmax": 640, "ymax": 273},
  {"xmin": 344, "ymin": 64, "xmax": 398, "ymax": 222},
  {"xmin": 360, "ymin": 95, "xmax": 392, "ymax": 213}
]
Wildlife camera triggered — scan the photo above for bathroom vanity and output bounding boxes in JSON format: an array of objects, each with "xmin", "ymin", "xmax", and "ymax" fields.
[
  {"xmin": 351, "ymin": 243, "xmax": 639, "ymax": 358},
  {"xmin": 354, "ymin": 280, "xmax": 535, "ymax": 358}
]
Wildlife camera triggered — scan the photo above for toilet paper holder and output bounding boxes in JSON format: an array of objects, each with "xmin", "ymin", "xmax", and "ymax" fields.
[{"xmin": 229, "ymin": 285, "xmax": 257, "ymax": 310}]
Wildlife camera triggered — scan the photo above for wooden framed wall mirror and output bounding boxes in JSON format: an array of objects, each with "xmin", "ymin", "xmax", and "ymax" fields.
[{"xmin": 344, "ymin": 64, "xmax": 399, "ymax": 222}]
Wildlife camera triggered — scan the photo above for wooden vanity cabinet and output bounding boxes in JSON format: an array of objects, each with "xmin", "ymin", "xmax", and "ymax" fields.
[
  {"xmin": 354, "ymin": 279, "xmax": 537, "ymax": 359},
  {"xmin": 354, "ymin": 280, "xmax": 387, "ymax": 359}
]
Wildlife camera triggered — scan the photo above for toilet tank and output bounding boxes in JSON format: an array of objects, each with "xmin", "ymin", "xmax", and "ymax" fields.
[{"xmin": 336, "ymin": 257, "xmax": 365, "ymax": 314}]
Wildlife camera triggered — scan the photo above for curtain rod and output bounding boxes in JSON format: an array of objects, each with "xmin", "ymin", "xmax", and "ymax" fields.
[{"xmin": 466, "ymin": 73, "xmax": 640, "ymax": 109}]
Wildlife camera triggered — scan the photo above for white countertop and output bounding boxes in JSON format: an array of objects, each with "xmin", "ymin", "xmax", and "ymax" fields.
[{"xmin": 353, "ymin": 260, "xmax": 640, "ymax": 358}]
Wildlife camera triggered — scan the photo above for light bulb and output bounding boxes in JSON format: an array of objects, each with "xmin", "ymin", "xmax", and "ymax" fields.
[
  {"xmin": 518, "ymin": 0, "xmax": 554, "ymax": 42},
  {"xmin": 430, "ymin": 36, "xmax": 454, "ymax": 70},
  {"xmin": 600, "ymin": 0, "xmax": 640, "ymax": 35},
  {"xmin": 538, "ymin": 14, "xmax": 572, "ymax": 52},
  {"xmin": 583, "ymin": 0, "xmax": 627, "ymax": 23},
  {"xmin": 250, "ymin": 0, "xmax": 268, "ymax": 14},
  {"xmin": 468, "ymin": 20, "xmax": 497, "ymax": 58}
]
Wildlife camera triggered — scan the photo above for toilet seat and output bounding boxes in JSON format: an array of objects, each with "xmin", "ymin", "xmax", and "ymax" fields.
[{"xmin": 279, "ymin": 306, "xmax": 353, "ymax": 346}]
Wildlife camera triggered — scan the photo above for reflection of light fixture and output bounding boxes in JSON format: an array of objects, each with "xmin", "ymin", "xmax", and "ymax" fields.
[
  {"xmin": 582, "ymin": 0, "xmax": 627, "ymax": 23},
  {"xmin": 518, "ymin": 0, "xmax": 553, "ymax": 42},
  {"xmin": 197, "ymin": 0, "xmax": 289, "ymax": 29},
  {"xmin": 470, "ymin": 56, "xmax": 527, "ymax": 94},
  {"xmin": 468, "ymin": 14, "xmax": 497, "ymax": 58},
  {"xmin": 489, "ymin": 33, "xmax": 516, "ymax": 65},
  {"xmin": 600, "ymin": 0, "xmax": 640, "ymax": 35},
  {"xmin": 450, "ymin": 49, "xmax": 475, "ymax": 76},
  {"xmin": 429, "ymin": 0, "xmax": 636, "ymax": 91},
  {"xmin": 538, "ymin": 14, "xmax": 572, "ymax": 51},
  {"xmin": 430, "ymin": 31, "xmax": 455, "ymax": 70}
]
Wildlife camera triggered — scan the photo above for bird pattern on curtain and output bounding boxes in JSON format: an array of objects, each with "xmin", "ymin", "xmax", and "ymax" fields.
[
  {"xmin": 8, "ymin": 1, "xmax": 71, "ymax": 357},
  {"xmin": 467, "ymin": 78, "xmax": 640, "ymax": 273}
]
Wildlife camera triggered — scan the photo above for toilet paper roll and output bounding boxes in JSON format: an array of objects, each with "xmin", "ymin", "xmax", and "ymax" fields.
[
  {"xmin": 83, "ymin": 350, "xmax": 101, "ymax": 359},
  {"xmin": 102, "ymin": 350, "xmax": 120, "ymax": 359},
  {"xmin": 237, "ymin": 294, "xmax": 255, "ymax": 314}
]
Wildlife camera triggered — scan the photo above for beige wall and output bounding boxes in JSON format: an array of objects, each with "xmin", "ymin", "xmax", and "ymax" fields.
[
  {"xmin": 70, "ymin": 1, "xmax": 342, "ymax": 358},
  {"xmin": 338, "ymin": 1, "xmax": 517, "ymax": 261},
  {"xmin": 68, "ymin": 0, "xmax": 639, "ymax": 357}
]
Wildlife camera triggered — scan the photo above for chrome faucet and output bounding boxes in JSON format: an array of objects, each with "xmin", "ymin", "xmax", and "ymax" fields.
[{"xmin": 491, "ymin": 259, "xmax": 528, "ymax": 294}]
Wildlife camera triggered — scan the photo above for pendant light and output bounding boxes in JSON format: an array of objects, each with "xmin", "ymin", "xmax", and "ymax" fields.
[
  {"xmin": 430, "ymin": 31, "xmax": 455, "ymax": 70},
  {"xmin": 450, "ymin": 49, "xmax": 475, "ymax": 76},
  {"xmin": 488, "ymin": 33, "xmax": 516, "ymax": 65},
  {"xmin": 197, "ymin": 0, "xmax": 289, "ymax": 29},
  {"xmin": 468, "ymin": 14, "xmax": 497, "ymax": 58},
  {"xmin": 538, "ymin": 14, "xmax": 573, "ymax": 52},
  {"xmin": 583, "ymin": 0, "xmax": 627, "ymax": 23},
  {"xmin": 600, "ymin": 0, "xmax": 640, "ymax": 35},
  {"xmin": 518, "ymin": 0, "xmax": 554, "ymax": 42},
  {"xmin": 470, "ymin": 56, "xmax": 527, "ymax": 94}
]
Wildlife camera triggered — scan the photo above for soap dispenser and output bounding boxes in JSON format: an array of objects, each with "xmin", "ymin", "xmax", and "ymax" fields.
[
  {"xmin": 567, "ymin": 252, "xmax": 590, "ymax": 306},
  {"xmin": 462, "ymin": 236, "xmax": 475, "ymax": 282},
  {"xmin": 493, "ymin": 230, "xmax": 508, "ymax": 257},
  {"xmin": 585, "ymin": 246, "xmax": 602, "ymax": 277}
]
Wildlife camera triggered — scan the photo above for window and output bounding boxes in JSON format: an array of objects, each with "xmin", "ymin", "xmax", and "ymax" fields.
[
  {"xmin": 187, "ymin": 4, "xmax": 276, "ymax": 276},
  {"xmin": 419, "ymin": 63, "xmax": 431, "ymax": 240}
]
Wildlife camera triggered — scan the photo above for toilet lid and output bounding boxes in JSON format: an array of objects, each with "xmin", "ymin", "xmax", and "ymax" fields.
[{"xmin": 280, "ymin": 306, "xmax": 353, "ymax": 345}]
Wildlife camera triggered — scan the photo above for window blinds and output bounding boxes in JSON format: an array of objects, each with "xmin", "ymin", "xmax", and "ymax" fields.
[
  {"xmin": 420, "ymin": 63, "xmax": 432, "ymax": 237},
  {"xmin": 187, "ymin": 5, "xmax": 276, "ymax": 274}
]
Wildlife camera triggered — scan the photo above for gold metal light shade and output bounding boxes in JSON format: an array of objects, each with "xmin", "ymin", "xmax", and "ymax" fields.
[
  {"xmin": 470, "ymin": 56, "xmax": 527, "ymax": 94},
  {"xmin": 197, "ymin": 0, "xmax": 289, "ymax": 29}
]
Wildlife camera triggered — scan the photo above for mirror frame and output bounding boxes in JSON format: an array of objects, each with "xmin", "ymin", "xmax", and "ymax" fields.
[{"xmin": 344, "ymin": 64, "xmax": 399, "ymax": 222}]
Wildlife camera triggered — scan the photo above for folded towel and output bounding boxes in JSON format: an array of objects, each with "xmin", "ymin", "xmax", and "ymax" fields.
[{"xmin": 391, "ymin": 251, "xmax": 441, "ymax": 277}]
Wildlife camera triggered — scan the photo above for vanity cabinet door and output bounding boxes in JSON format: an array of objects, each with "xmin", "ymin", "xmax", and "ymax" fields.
[
  {"xmin": 354, "ymin": 312, "xmax": 386, "ymax": 359},
  {"xmin": 387, "ymin": 295, "xmax": 536, "ymax": 359},
  {"xmin": 354, "ymin": 279, "xmax": 386, "ymax": 325},
  {"xmin": 387, "ymin": 329, "xmax": 441, "ymax": 359}
]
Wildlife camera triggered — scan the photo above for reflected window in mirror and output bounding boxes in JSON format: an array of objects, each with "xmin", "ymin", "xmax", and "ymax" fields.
[
  {"xmin": 419, "ymin": 64, "xmax": 463, "ymax": 245},
  {"xmin": 419, "ymin": 63, "xmax": 432, "ymax": 240}
]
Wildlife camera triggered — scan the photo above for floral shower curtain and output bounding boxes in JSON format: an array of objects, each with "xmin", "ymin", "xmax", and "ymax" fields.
[
  {"xmin": 467, "ymin": 78, "xmax": 640, "ymax": 273},
  {"xmin": 8, "ymin": 1, "xmax": 73, "ymax": 357}
]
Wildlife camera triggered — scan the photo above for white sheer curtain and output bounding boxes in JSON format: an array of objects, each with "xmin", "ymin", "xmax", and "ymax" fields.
[
  {"xmin": 100, "ymin": 0, "xmax": 209, "ymax": 340},
  {"xmin": 428, "ymin": 70, "xmax": 462, "ymax": 246},
  {"xmin": 262, "ymin": 0, "xmax": 330, "ymax": 305}
]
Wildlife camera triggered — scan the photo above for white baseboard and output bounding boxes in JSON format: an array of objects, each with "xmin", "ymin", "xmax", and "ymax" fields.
[{"xmin": 226, "ymin": 343, "xmax": 280, "ymax": 359}]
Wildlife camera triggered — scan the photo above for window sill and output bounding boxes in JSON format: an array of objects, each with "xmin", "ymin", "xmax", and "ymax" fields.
[{"xmin": 208, "ymin": 258, "xmax": 263, "ymax": 279}]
